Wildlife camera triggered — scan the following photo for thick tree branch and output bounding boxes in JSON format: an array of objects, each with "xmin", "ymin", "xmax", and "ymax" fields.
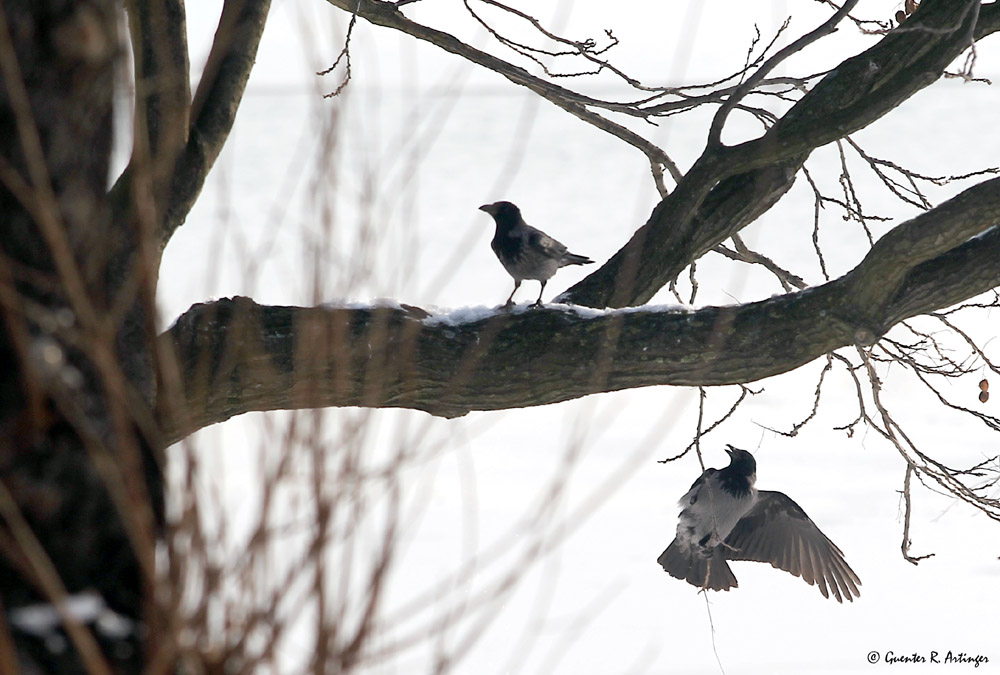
[
  {"xmin": 845, "ymin": 176, "xmax": 1000, "ymax": 325},
  {"xmin": 977, "ymin": 2, "xmax": 1000, "ymax": 38},
  {"xmin": 124, "ymin": 0, "xmax": 191, "ymax": 201},
  {"xmin": 884, "ymin": 225, "xmax": 1000, "ymax": 326},
  {"xmin": 160, "ymin": 177, "xmax": 1000, "ymax": 441},
  {"xmin": 554, "ymin": 155, "xmax": 806, "ymax": 305},
  {"xmin": 163, "ymin": 0, "xmax": 270, "ymax": 246},
  {"xmin": 110, "ymin": 0, "xmax": 271, "ymax": 251},
  {"xmin": 1, "ymin": 2, "xmax": 160, "ymax": 670},
  {"xmin": 110, "ymin": 1, "xmax": 192, "ymax": 405}
]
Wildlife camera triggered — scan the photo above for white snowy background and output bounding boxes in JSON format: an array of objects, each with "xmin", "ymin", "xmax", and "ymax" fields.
[{"xmin": 151, "ymin": 1, "xmax": 1000, "ymax": 673}]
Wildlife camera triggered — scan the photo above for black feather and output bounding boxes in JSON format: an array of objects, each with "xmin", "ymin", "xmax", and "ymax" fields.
[{"xmin": 479, "ymin": 201, "xmax": 594, "ymax": 306}]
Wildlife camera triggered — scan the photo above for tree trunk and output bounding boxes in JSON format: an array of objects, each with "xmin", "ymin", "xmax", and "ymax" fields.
[{"xmin": 0, "ymin": 2, "xmax": 160, "ymax": 672}]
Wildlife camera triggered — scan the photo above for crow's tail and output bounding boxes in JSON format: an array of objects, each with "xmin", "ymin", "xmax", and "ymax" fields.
[
  {"xmin": 562, "ymin": 252, "xmax": 594, "ymax": 267},
  {"xmin": 657, "ymin": 540, "xmax": 738, "ymax": 592}
]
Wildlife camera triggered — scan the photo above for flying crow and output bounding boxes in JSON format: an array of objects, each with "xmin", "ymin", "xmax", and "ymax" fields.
[{"xmin": 658, "ymin": 446, "xmax": 861, "ymax": 602}]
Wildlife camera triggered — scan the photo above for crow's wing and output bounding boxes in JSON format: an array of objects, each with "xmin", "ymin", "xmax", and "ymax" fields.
[
  {"xmin": 522, "ymin": 224, "xmax": 569, "ymax": 259},
  {"xmin": 678, "ymin": 468, "xmax": 715, "ymax": 507},
  {"xmin": 723, "ymin": 490, "xmax": 861, "ymax": 602}
]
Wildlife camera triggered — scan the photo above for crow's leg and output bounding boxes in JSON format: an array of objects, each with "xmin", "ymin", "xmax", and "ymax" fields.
[
  {"xmin": 532, "ymin": 280, "xmax": 547, "ymax": 307},
  {"xmin": 505, "ymin": 280, "xmax": 521, "ymax": 307}
]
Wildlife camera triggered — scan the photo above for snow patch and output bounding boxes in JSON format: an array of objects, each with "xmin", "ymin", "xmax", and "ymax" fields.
[
  {"xmin": 317, "ymin": 299, "xmax": 692, "ymax": 328},
  {"xmin": 422, "ymin": 304, "xmax": 513, "ymax": 326},
  {"xmin": 319, "ymin": 298, "xmax": 407, "ymax": 311},
  {"xmin": 8, "ymin": 591, "xmax": 137, "ymax": 640},
  {"xmin": 421, "ymin": 301, "xmax": 690, "ymax": 327}
]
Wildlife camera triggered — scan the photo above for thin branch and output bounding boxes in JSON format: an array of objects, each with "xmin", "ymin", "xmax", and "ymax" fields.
[
  {"xmin": 324, "ymin": 0, "xmax": 685, "ymax": 184},
  {"xmin": 816, "ymin": 0, "xmax": 893, "ymax": 34},
  {"xmin": 877, "ymin": 331, "xmax": 1000, "ymax": 434},
  {"xmin": 801, "ymin": 165, "xmax": 831, "ymax": 281},
  {"xmin": 673, "ymin": 386, "xmax": 757, "ymax": 462},
  {"xmin": 835, "ymin": 140, "xmax": 876, "ymax": 244},
  {"xmin": 707, "ymin": 0, "xmax": 860, "ymax": 147},
  {"xmin": 900, "ymin": 463, "xmax": 935, "ymax": 565},
  {"xmin": 830, "ymin": 352, "xmax": 867, "ymax": 436},
  {"xmin": 319, "ymin": 0, "xmax": 361, "ymax": 97},
  {"xmin": 757, "ymin": 355, "xmax": 833, "ymax": 437},
  {"xmin": 713, "ymin": 233, "xmax": 807, "ymax": 292},
  {"xmin": 858, "ymin": 345, "xmax": 1000, "ymax": 533},
  {"xmin": 463, "ymin": 0, "xmax": 621, "ymax": 80}
]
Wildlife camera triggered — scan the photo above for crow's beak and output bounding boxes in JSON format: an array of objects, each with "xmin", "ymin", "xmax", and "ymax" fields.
[
  {"xmin": 725, "ymin": 445, "xmax": 735, "ymax": 457},
  {"xmin": 479, "ymin": 203, "xmax": 494, "ymax": 215}
]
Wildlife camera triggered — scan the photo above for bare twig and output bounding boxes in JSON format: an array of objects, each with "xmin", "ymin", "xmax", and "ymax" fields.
[
  {"xmin": 319, "ymin": 0, "xmax": 361, "ymax": 97},
  {"xmin": 757, "ymin": 356, "xmax": 833, "ymax": 437},
  {"xmin": 713, "ymin": 233, "xmax": 807, "ymax": 292},
  {"xmin": 857, "ymin": 344, "xmax": 1000, "ymax": 565},
  {"xmin": 707, "ymin": 1, "xmax": 859, "ymax": 146},
  {"xmin": 900, "ymin": 463, "xmax": 935, "ymax": 565},
  {"xmin": 816, "ymin": 0, "xmax": 893, "ymax": 34}
]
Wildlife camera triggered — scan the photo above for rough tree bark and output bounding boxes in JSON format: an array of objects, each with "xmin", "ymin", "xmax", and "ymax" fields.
[
  {"xmin": 0, "ymin": 0, "xmax": 268, "ymax": 672},
  {"xmin": 0, "ymin": 2, "xmax": 155, "ymax": 672}
]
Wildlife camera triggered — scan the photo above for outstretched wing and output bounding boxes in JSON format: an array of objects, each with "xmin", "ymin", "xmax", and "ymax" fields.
[{"xmin": 723, "ymin": 490, "xmax": 861, "ymax": 602}]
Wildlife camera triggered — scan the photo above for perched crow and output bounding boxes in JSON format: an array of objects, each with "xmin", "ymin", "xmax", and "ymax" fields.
[
  {"xmin": 479, "ymin": 201, "xmax": 594, "ymax": 307},
  {"xmin": 658, "ymin": 446, "xmax": 861, "ymax": 602}
]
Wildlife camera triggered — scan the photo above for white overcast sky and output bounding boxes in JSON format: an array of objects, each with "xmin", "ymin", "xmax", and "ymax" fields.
[{"xmin": 183, "ymin": 1, "xmax": 999, "ymax": 94}]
